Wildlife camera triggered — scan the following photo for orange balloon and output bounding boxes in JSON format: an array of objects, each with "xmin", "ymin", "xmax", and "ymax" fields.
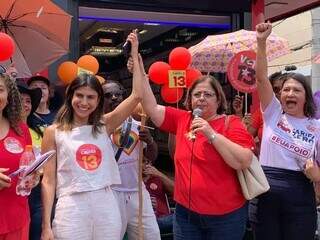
[
  {"xmin": 57, "ymin": 61, "xmax": 78, "ymax": 85},
  {"xmin": 77, "ymin": 55, "xmax": 99, "ymax": 74},
  {"xmin": 96, "ymin": 75, "xmax": 106, "ymax": 84}
]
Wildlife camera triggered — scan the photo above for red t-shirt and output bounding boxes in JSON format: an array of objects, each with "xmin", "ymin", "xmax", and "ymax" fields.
[
  {"xmin": 251, "ymin": 109, "xmax": 263, "ymax": 142},
  {"xmin": 145, "ymin": 176, "xmax": 170, "ymax": 218},
  {"xmin": 0, "ymin": 123, "xmax": 32, "ymax": 234},
  {"xmin": 160, "ymin": 107, "xmax": 254, "ymax": 215}
]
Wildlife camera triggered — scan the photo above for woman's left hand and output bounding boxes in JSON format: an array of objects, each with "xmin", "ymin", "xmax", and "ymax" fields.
[
  {"xmin": 304, "ymin": 159, "xmax": 320, "ymax": 182},
  {"xmin": 191, "ymin": 117, "xmax": 215, "ymax": 139}
]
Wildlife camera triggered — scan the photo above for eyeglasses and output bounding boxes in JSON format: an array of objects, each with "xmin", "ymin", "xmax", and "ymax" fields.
[
  {"xmin": 192, "ymin": 91, "xmax": 216, "ymax": 99},
  {"xmin": 104, "ymin": 91, "xmax": 123, "ymax": 99}
]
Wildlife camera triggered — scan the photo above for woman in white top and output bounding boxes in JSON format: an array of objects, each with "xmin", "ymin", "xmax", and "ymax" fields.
[
  {"xmin": 255, "ymin": 22, "xmax": 320, "ymax": 240},
  {"xmin": 40, "ymin": 36, "xmax": 143, "ymax": 240}
]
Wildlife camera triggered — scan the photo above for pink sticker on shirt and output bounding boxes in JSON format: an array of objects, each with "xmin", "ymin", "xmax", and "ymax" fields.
[
  {"xmin": 150, "ymin": 182, "xmax": 158, "ymax": 190},
  {"xmin": 4, "ymin": 137, "xmax": 24, "ymax": 153},
  {"xmin": 76, "ymin": 144, "xmax": 102, "ymax": 171}
]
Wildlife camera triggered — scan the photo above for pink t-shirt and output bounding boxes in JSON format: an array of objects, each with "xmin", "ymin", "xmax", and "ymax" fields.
[{"xmin": 0, "ymin": 123, "xmax": 32, "ymax": 234}]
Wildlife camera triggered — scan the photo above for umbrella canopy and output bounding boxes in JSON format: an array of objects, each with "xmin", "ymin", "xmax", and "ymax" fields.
[
  {"xmin": 189, "ymin": 29, "xmax": 290, "ymax": 73},
  {"xmin": 0, "ymin": 0, "xmax": 72, "ymax": 77},
  {"xmin": 314, "ymin": 53, "xmax": 320, "ymax": 64}
]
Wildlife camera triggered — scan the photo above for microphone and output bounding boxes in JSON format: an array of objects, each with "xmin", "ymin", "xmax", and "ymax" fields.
[
  {"xmin": 189, "ymin": 108, "xmax": 202, "ymax": 141},
  {"xmin": 193, "ymin": 108, "xmax": 202, "ymax": 119}
]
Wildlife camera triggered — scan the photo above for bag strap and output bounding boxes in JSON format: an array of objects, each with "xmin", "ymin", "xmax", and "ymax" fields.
[{"xmin": 115, "ymin": 117, "xmax": 133, "ymax": 161}]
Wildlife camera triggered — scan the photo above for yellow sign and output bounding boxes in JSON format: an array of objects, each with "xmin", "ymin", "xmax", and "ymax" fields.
[{"xmin": 168, "ymin": 70, "xmax": 186, "ymax": 88}]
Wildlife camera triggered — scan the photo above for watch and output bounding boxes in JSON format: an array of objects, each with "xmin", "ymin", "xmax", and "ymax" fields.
[{"xmin": 209, "ymin": 133, "xmax": 217, "ymax": 144}]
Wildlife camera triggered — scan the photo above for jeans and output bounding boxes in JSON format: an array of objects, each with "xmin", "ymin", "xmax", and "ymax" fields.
[
  {"xmin": 251, "ymin": 166, "xmax": 317, "ymax": 240},
  {"xmin": 173, "ymin": 203, "xmax": 248, "ymax": 240},
  {"xmin": 29, "ymin": 184, "xmax": 42, "ymax": 240},
  {"xmin": 157, "ymin": 214, "xmax": 174, "ymax": 234}
]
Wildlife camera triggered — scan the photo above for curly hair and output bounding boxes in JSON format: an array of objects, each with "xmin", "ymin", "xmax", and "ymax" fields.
[
  {"xmin": 55, "ymin": 73, "xmax": 104, "ymax": 137},
  {"xmin": 0, "ymin": 74, "xmax": 23, "ymax": 135}
]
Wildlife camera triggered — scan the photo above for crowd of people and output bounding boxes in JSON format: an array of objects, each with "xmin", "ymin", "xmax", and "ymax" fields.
[{"xmin": 0, "ymin": 23, "xmax": 320, "ymax": 240}]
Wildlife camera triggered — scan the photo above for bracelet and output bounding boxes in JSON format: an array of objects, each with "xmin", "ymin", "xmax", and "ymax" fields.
[{"xmin": 208, "ymin": 133, "xmax": 217, "ymax": 144}]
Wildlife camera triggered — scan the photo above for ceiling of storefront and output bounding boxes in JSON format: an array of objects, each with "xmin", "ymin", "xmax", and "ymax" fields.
[
  {"xmin": 78, "ymin": 0, "xmax": 320, "ymax": 73},
  {"xmin": 79, "ymin": 7, "xmax": 231, "ymax": 73},
  {"xmin": 79, "ymin": 0, "xmax": 251, "ymax": 14}
]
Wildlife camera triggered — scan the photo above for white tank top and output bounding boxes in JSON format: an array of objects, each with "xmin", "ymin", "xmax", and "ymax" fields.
[{"xmin": 55, "ymin": 125, "xmax": 121, "ymax": 198}]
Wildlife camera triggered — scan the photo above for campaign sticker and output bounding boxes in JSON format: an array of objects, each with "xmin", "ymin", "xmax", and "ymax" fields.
[
  {"xmin": 150, "ymin": 182, "xmax": 158, "ymax": 190},
  {"xmin": 4, "ymin": 137, "xmax": 24, "ymax": 154},
  {"xmin": 76, "ymin": 144, "xmax": 102, "ymax": 171}
]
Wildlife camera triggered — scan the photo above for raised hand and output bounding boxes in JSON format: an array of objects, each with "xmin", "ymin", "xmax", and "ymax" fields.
[
  {"xmin": 126, "ymin": 29, "xmax": 139, "ymax": 58},
  {"xmin": 256, "ymin": 22, "xmax": 272, "ymax": 41}
]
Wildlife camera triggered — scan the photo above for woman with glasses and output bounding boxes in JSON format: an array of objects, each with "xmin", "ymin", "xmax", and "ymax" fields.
[
  {"xmin": 0, "ymin": 73, "xmax": 33, "ymax": 240},
  {"xmin": 131, "ymin": 33, "xmax": 255, "ymax": 240}
]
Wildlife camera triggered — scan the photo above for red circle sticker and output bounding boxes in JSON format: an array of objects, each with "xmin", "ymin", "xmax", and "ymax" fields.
[
  {"xmin": 76, "ymin": 144, "xmax": 102, "ymax": 171},
  {"xmin": 4, "ymin": 137, "xmax": 24, "ymax": 154},
  {"xmin": 227, "ymin": 50, "xmax": 257, "ymax": 93},
  {"xmin": 150, "ymin": 182, "xmax": 158, "ymax": 190}
]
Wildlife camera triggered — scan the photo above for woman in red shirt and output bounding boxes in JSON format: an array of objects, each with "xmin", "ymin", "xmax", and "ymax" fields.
[
  {"xmin": 130, "ymin": 33, "xmax": 255, "ymax": 240},
  {"xmin": 0, "ymin": 73, "xmax": 32, "ymax": 240}
]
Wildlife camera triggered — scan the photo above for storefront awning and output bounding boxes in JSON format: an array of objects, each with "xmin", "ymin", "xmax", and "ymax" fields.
[{"xmin": 266, "ymin": 0, "xmax": 320, "ymax": 21}]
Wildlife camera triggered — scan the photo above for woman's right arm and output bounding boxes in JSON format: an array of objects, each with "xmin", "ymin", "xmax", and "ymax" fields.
[
  {"xmin": 256, "ymin": 22, "xmax": 274, "ymax": 111},
  {"xmin": 41, "ymin": 125, "xmax": 57, "ymax": 240},
  {"xmin": 135, "ymin": 56, "xmax": 165, "ymax": 127}
]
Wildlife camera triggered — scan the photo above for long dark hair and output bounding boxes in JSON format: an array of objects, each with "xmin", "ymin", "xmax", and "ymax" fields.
[
  {"xmin": 184, "ymin": 75, "xmax": 227, "ymax": 114},
  {"xmin": 281, "ymin": 73, "xmax": 316, "ymax": 118},
  {"xmin": 0, "ymin": 73, "xmax": 23, "ymax": 135},
  {"xmin": 55, "ymin": 73, "xmax": 104, "ymax": 136}
]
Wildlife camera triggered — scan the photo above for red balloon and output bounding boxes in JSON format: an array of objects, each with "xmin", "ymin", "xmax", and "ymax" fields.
[
  {"xmin": 186, "ymin": 68, "xmax": 202, "ymax": 87},
  {"xmin": 148, "ymin": 61, "xmax": 171, "ymax": 85},
  {"xmin": 0, "ymin": 33, "xmax": 15, "ymax": 61},
  {"xmin": 160, "ymin": 84, "xmax": 184, "ymax": 104},
  {"xmin": 169, "ymin": 47, "xmax": 191, "ymax": 70}
]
